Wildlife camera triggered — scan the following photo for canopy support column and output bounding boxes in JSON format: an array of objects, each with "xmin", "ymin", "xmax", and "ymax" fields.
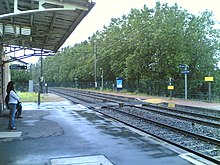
[{"xmin": 0, "ymin": 41, "xmax": 4, "ymax": 115}]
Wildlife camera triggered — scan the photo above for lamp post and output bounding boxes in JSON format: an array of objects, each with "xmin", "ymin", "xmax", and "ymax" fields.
[
  {"xmin": 74, "ymin": 77, "xmax": 78, "ymax": 88},
  {"xmin": 148, "ymin": 62, "xmax": 157, "ymax": 95},
  {"xmin": 100, "ymin": 68, "xmax": 103, "ymax": 91},
  {"xmin": 94, "ymin": 40, "xmax": 97, "ymax": 89}
]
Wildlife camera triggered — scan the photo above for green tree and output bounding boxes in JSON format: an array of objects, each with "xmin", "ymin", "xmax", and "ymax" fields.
[
  {"xmin": 31, "ymin": 2, "xmax": 220, "ymax": 96},
  {"xmin": 11, "ymin": 69, "xmax": 31, "ymax": 91}
]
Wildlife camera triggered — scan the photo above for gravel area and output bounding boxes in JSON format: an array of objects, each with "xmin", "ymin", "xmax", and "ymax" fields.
[{"xmin": 42, "ymin": 93, "xmax": 67, "ymax": 102}]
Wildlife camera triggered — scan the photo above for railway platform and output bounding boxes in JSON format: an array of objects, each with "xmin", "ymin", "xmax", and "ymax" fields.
[
  {"xmin": 99, "ymin": 91, "xmax": 220, "ymax": 111},
  {"xmin": 0, "ymin": 93, "xmax": 217, "ymax": 165}
]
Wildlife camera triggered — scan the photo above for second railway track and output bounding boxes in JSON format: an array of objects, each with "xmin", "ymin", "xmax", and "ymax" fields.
[{"xmin": 49, "ymin": 87, "xmax": 220, "ymax": 164}]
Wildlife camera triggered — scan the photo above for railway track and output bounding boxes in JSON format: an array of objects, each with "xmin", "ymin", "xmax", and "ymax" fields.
[{"xmin": 49, "ymin": 87, "xmax": 220, "ymax": 164}]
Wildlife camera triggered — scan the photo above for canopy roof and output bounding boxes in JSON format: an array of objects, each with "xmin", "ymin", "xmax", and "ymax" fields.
[{"xmin": 0, "ymin": 0, "xmax": 95, "ymax": 54}]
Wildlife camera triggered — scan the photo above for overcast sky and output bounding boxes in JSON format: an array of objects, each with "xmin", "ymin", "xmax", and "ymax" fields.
[
  {"xmin": 62, "ymin": 0, "xmax": 220, "ymax": 48},
  {"xmin": 21, "ymin": 0, "xmax": 220, "ymax": 63}
]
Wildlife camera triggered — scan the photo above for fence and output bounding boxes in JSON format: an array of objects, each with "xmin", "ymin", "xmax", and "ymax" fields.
[
  {"xmin": 46, "ymin": 79, "xmax": 220, "ymax": 102},
  {"xmin": 15, "ymin": 79, "xmax": 220, "ymax": 102}
]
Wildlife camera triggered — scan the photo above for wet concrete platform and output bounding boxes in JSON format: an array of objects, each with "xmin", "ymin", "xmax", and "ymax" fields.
[{"xmin": 0, "ymin": 96, "xmax": 216, "ymax": 165}]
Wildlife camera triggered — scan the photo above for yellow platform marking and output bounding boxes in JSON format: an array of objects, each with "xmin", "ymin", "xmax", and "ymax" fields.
[
  {"xmin": 143, "ymin": 98, "xmax": 164, "ymax": 104},
  {"xmin": 168, "ymin": 103, "xmax": 176, "ymax": 108}
]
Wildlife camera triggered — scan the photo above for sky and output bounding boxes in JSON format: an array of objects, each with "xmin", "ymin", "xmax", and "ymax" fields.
[
  {"xmin": 19, "ymin": 0, "xmax": 220, "ymax": 63},
  {"xmin": 61, "ymin": 0, "xmax": 220, "ymax": 48}
]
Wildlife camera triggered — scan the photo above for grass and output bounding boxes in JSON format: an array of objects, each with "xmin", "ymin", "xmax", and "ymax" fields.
[{"xmin": 17, "ymin": 92, "xmax": 42, "ymax": 102}]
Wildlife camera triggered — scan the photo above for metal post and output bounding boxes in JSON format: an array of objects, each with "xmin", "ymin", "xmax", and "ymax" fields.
[
  {"xmin": 180, "ymin": 64, "xmax": 189, "ymax": 100},
  {"xmin": 185, "ymin": 73, "xmax": 187, "ymax": 100},
  {"xmin": 208, "ymin": 72, "xmax": 212, "ymax": 102},
  {"xmin": 38, "ymin": 77, "xmax": 40, "ymax": 105},
  {"xmin": 74, "ymin": 77, "xmax": 78, "ymax": 88},
  {"xmin": 94, "ymin": 41, "xmax": 97, "ymax": 89},
  {"xmin": 182, "ymin": 64, "xmax": 189, "ymax": 100},
  {"xmin": 100, "ymin": 68, "xmax": 103, "ymax": 91},
  {"xmin": 169, "ymin": 78, "xmax": 172, "ymax": 100},
  {"xmin": 40, "ymin": 51, "xmax": 43, "ymax": 93},
  {"xmin": 170, "ymin": 90, "xmax": 172, "ymax": 100},
  {"xmin": 208, "ymin": 82, "xmax": 211, "ymax": 102}
]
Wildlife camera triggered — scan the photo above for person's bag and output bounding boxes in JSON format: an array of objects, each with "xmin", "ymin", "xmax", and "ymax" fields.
[
  {"xmin": 4, "ymin": 94, "xmax": 9, "ymax": 109},
  {"xmin": 16, "ymin": 101, "xmax": 22, "ymax": 109}
]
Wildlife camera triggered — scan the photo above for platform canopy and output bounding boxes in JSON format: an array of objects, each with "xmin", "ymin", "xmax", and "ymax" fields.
[{"xmin": 0, "ymin": 0, "xmax": 95, "ymax": 58}]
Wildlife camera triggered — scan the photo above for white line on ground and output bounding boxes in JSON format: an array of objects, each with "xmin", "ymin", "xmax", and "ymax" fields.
[
  {"xmin": 51, "ymin": 155, "xmax": 113, "ymax": 165},
  {"xmin": 0, "ymin": 132, "xmax": 22, "ymax": 138}
]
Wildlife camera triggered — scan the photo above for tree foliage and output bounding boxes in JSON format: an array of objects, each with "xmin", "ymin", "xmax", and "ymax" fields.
[
  {"xmin": 31, "ymin": 3, "xmax": 220, "ymax": 95},
  {"xmin": 11, "ymin": 69, "xmax": 31, "ymax": 91}
]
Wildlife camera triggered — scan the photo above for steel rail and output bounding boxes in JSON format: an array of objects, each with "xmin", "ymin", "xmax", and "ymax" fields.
[
  {"xmin": 50, "ymin": 88, "xmax": 220, "ymax": 123},
  {"xmin": 108, "ymin": 107, "xmax": 220, "ymax": 145},
  {"xmin": 94, "ymin": 107, "xmax": 220, "ymax": 164},
  {"xmin": 49, "ymin": 88, "xmax": 220, "ymax": 164},
  {"xmin": 130, "ymin": 105, "xmax": 220, "ymax": 128},
  {"xmin": 143, "ymin": 104, "xmax": 220, "ymax": 122}
]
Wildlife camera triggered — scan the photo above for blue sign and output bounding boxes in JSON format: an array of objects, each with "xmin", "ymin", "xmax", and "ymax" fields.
[
  {"xmin": 116, "ymin": 77, "xmax": 123, "ymax": 89},
  {"xmin": 181, "ymin": 70, "xmax": 190, "ymax": 74},
  {"xmin": 179, "ymin": 64, "xmax": 186, "ymax": 68},
  {"xmin": 10, "ymin": 64, "xmax": 27, "ymax": 70}
]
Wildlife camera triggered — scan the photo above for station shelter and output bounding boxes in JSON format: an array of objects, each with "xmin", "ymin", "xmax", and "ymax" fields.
[{"xmin": 0, "ymin": 0, "xmax": 95, "ymax": 114}]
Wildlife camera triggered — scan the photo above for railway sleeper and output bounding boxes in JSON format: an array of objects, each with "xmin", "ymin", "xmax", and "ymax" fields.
[{"xmin": 118, "ymin": 102, "xmax": 124, "ymax": 108}]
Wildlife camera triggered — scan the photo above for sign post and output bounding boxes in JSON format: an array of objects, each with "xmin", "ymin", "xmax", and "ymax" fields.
[
  {"xmin": 205, "ymin": 76, "xmax": 213, "ymax": 102},
  {"xmin": 185, "ymin": 71, "xmax": 187, "ymax": 100},
  {"xmin": 179, "ymin": 64, "xmax": 189, "ymax": 100},
  {"xmin": 167, "ymin": 85, "xmax": 174, "ymax": 100},
  {"xmin": 167, "ymin": 77, "xmax": 174, "ymax": 100}
]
